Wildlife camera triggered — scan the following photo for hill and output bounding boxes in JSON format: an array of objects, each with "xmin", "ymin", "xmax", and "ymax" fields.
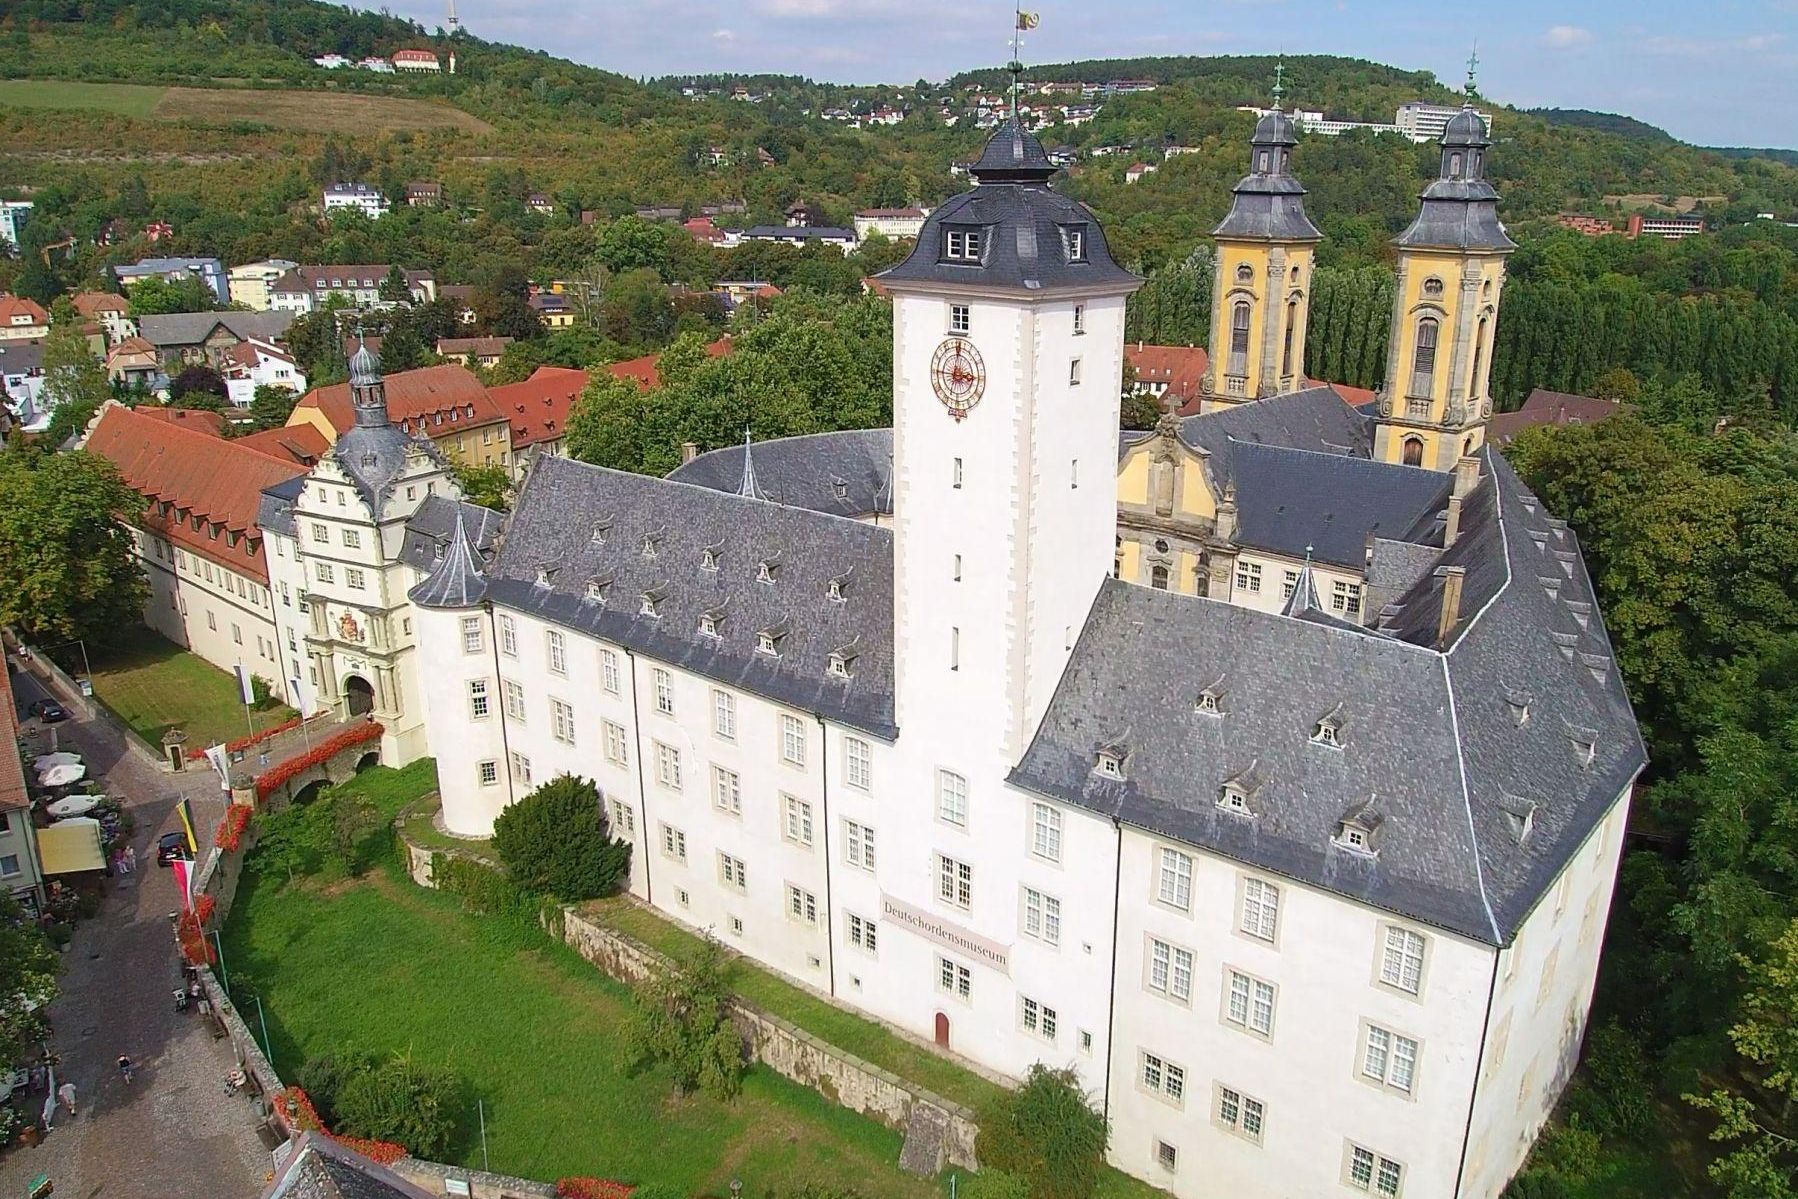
[{"xmin": 1525, "ymin": 108, "xmax": 1677, "ymax": 144}]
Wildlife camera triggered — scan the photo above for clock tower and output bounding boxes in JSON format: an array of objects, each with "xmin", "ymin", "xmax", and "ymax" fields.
[{"xmin": 878, "ymin": 119, "xmax": 1140, "ymax": 768}]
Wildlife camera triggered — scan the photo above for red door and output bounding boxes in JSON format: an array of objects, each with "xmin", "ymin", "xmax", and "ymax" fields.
[{"xmin": 934, "ymin": 1012, "xmax": 950, "ymax": 1048}]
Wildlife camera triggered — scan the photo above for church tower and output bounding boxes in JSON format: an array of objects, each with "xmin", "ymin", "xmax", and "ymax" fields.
[
  {"xmin": 1201, "ymin": 92, "xmax": 1323, "ymax": 411},
  {"xmin": 1374, "ymin": 87, "xmax": 1516, "ymax": 469}
]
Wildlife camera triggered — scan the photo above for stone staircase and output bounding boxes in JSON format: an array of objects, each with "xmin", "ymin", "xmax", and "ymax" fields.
[{"xmin": 898, "ymin": 1100, "xmax": 951, "ymax": 1176}]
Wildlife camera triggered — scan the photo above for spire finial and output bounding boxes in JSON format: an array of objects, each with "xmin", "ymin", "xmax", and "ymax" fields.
[
  {"xmin": 1272, "ymin": 57, "xmax": 1285, "ymax": 108},
  {"xmin": 1464, "ymin": 45, "xmax": 1479, "ymax": 102},
  {"xmin": 1009, "ymin": 7, "xmax": 1038, "ymax": 124},
  {"xmin": 738, "ymin": 426, "xmax": 763, "ymax": 500}
]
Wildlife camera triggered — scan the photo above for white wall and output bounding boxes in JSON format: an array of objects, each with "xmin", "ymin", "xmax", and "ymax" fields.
[
  {"xmin": 132, "ymin": 529, "xmax": 288, "ymax": 703},
  {"xmin": 1224, "ymin": 548, "xmax": 1366, "ymax": 621}
]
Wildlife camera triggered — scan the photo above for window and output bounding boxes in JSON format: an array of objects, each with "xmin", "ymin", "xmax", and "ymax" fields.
[
  {"xmin": 311, "ymin": 522, "xmax": 328, "ymax": 543},
  {"xmin": 505, "ymin": 681, "xmax": 526, "ymax": 722},
  {"xmin": 600, "ymin": 648, "xmax": 620, "ymax": 693},
  {"xmin": 1281, "ymin": 298, "xmax": 1298, "ymax": 377},
  {"xmin": 1216, "ymin": 1086, "xmax": 1265, "ymax": 1143},
  {"xmin": 936, "ymin": 853, "xmax": 972, "ymax": 908},
  {"xmin": 780, "ymin": 714, "xmax": 806, "ymax": 767},
  {"xmin": 316, "ymin": 561, "xmax": 335, "ymax": 585},
  {"xmin": 944, "ymin": 227, "xmax": 983, "ymax": 261},
  {"xmin": 468, "ymin": 679, "xmax": 490, "ymax": 719},
  {"xmin": 712, "ymin": 766, "xmax": 742, "ymax": 814},
  {"xmin": 719, "ymin": 852, "xmax": 747, "ymax": 891},
  {"xmin": 938, "ymin": 956, "xmax": 972, "ymax": 999},
  {"xmin": 1157, "ymin": 848, "xmax": 1193, "ymax": 909},
  {"xmin": 1332, "ymin": 580, "xmax": 1363, "ymax": 617},
  {"xmin": 1150, "ymin": 564, "xmax": 1169, "ymax": 590},
  {"xmin": 1348, "ymin": 1145, "xmax": 1404, "ymax": 1197},
  {"xmin": 1225, "ymin": 969, "xmax": 1276, "ymax": 1037},
  {"xmin": 551, "ymin": 698, "xmax": 576, "ymax": 745},
  {"xmin": 1149, "ymin": 937, "xmax": 1194, "ymax": 1002},
  {"xmin": 1022, "ymin": 886, "xmax": 1061, "ymax": 946},
  {"xmin": 342, "ymin": 528, "xmax": 361, "ymax": 548},
  {"xmin": 1240, "ymin": 878, "xmax": 1280, "ymax": 942},
  {"xmin": 844, "ymin": 819, "xmax": 876, "ymax": 870},
  {"xmin": 1380, "ymin": 927, "xmax": 1427, "ymax": 996},
  {"xmin": 848, "ymin": 912, "xmax": 878, "ymax": 954},
  {"xmin": 783, "ymin": 795, "xmax": 814, "ymax": 846},
  {"xmin": 1031, "ymin": 802, "xmax": 1062, "ymax": 862},
  {"xmin": 786, "ymin": 884, "xmax": 818, "ymax": 925},
  {"xmin": 1156, "ymin": 1142, "xmax": 1178, "ymax": 1173},
  {"xmin": 1068, "ymin": 358, "xmax": 1082, "ymax": 386},
  {"xmin": 1141, "ymin": 1052, "xmax": 1185, "ymax": 1104},
  {"xmin": 603, "ymin": 720, "xmax": 628, "ymax": 766},
  {"xmin": 844, "ymin": 736, "xmax": 871, "ymax": 790},
  {"xmin": 710, "ymin": 689, "xmax": 736, "ymax": 740},
  {"xmin": 1063, "ymin": 225, "xmax": 1086, "ymax": 261},
  {"xmin": 653, "ymin": 668, "xmax": 674, "ymax": 716},
  {"xmin": 461, "ymin": 616, "xmax": 482, "ymax": 654},
  {"xmin": 1073, "ymin": 304, "xmax": 1086, "ymax": 334},
  {"xmin": 661, "ymin": 824, "xmax": 687, "ymax": 862},
  {"xmin": 610, "ymin": 799, "xmax": 635, "ymax": 838},
  {"xmin": 509, "ymin": 751, "xmax": 532, "ymax": 785},
  {"xmin": 344, "ymin": 567, "xmax": 365, "ymax": 589},
  {"xmin": 232, "ymin": 623, "xmax": 242, "ymax": 645},
  {"xmin": 654, "ymin": 741, "xmax": 683, "ymax": 790},
  {"xmin": 950, "ymin": 627, "xmax": 959, "ymax": 671},
  {"xmin": 1410, "ymin": 317, "xmax": 1439, "ymax": 395},
  {"xmin": 478, "ymin": 760, "xmax": 499, "ymax": 786},
  {"xmin": 1362, "ymin": 1025, "xmax": 1420, "ymax": 1094},
  {"xmin": 547, "ymin": 630, "xmax": 567, "ymax": 675},
  {"xmin": 1235, "ymin": 561, "xmax": 1262, "ymax": 593},
  {"xmin": 942, "ymin": 769, "xmax": 970, "ymax": 826},
  {"xmin": 1228, "ymin": 300, "xmax": 1251, "ymax": 374},
  {"xmin": 1021, "ymin": 996, "xmax": 1058, "ymax": 1042},
  {"xmin": 1401, "ymin": 435, "xmax": 1424, "ymax": 467},
  {"xmin": 949, "ymin": 303, "xmax": 970, "ymax": 333},
  {"xmin": 952, "ymin": 457, "xmax": 963, "ymax": 489}
]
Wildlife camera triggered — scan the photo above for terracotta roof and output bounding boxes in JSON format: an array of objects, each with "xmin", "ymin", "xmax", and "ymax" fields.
[
  {"xmin": 605, "ymin": 335, "xmax": 733, "ymax": 391},
  {"xmin": 83, "ymin": 402, "xmax": 305, "ymax": 583},
  {"xmin": 294, "ymin": 363, "xmax": 505, "ymax": 437},
  {"xmin": 134, "ymin": 407, "xmax": 229, "ymax": 437},
  {"xmin": 436, "ymin": 336, "xmax": 512, "ymax": 357},
  {"xmin": 392, "ymin": 49, "xmax": 438, "ymax": 61},
  {"xmin": 235, "ymin": 422, "xmax": 331, "ymax": 466},
  {"xmin": 0, "ymin": 296, "xmax": 48, "ymax": 327},
  {"xmin": 493, "ymin": 366, "xmax": 590, "ymax": 450},
  {"xmin": 1488, "ymin": 388, "xmax": 1624, "ymax": 445},
  {"xmin": 107, "ymin": 336, "xmax": 158, "ymax": 368},
  {"xmin": 71, "ymin": 291, "xmax": 130, "ymax": 318},
  {"xmin": 1126, "ymin": 343, "xmax": 1210, "ymax": 410},
  {"xmin": 0, "ymin": 668, "xmax": 27, "ymax": 812}
]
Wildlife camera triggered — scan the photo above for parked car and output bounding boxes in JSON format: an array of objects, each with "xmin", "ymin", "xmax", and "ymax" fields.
[
  {"xmin": 156, "ymin": 831, "xmax": 192, "ymax": 867},
  {"xmin": 26, "ymin": 699, "xmax": 67, "ymax": 723}
]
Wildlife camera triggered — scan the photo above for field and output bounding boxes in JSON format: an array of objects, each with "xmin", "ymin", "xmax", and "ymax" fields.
[
  {"xmin": 78, "ymin": 625, "xmax": 296, "ymax": 749},
  {"xmin": 0, "ymin": 79, "xmax": 490, "ymax": 134}
]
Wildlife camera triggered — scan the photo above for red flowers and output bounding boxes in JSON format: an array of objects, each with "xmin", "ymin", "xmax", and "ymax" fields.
[
  {"xmin": 253, "ymin": 722, "xmax": 385, "ymax": 801},
  {"xmin": 556, "ymin": 1180, "xmax": 636, "ymax": 1199},
  {"xmin": 194, "ymin": 893, "xmax": 217, "ymax": 926},
  {"xmin": 175, "ymin": 908, "xmax": 214, "ymax": 966},
  {"xmin": 186, "ymin": 715, "xmax": 305, "ymax": 761},
  {"xmin": 214, "ymin": 804, "xmax": 252, "ymax": 850},
  {"xmin": 275, "ymin": 1088, "xmax": 406, "ymax": 1164}
]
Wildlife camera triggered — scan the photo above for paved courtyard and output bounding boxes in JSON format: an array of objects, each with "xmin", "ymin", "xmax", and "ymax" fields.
[{"xmin": 0, "ymin": 668, "xmax": 270, "ymax": 1199}]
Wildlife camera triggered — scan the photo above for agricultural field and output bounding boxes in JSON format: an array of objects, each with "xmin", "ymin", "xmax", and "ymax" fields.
[
  {"xmin": 0, "ymin": 79, "xmax": 489, "ymax": 134},
  {"xmin": 0, "ymin": 79, "xmax": 166, "ymax": 119}
]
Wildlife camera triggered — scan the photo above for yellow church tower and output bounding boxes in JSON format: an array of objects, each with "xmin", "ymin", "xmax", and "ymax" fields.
[
  {"xmin": 1374, "ymin": 74, "xmax": 1516, "ymax": 469},
  {"xmin": 1200, "ymin": 74, "xmax": 1323, "ymax": 412}
]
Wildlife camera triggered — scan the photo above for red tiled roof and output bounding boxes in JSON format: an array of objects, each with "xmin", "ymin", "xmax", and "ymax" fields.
[
  {"xmin": 0, "ymin": 668, "xmax": 24, "ymax": 811},
  {"xmin": 71, "ymin": 291, "xmax": 130, "ymax": 318},
  {"xmin": 392, "ymin": 49, "xmax": 438, "ymax": 61},
  {"xmin": 83, "ymin": 403, "xmax": 305, "ymax": 584},
  {"xmin": 134, "ymin": 407, "xmax": 229, "ymax": 437},
  {"xmin": 295, "ymin": 364, "xmax": 505, "ymax": 437},
  {"xmin": 0, "ymin": 296, "xmax": 48, "ymax": 327},
  {"xmin": 1488, "ymin": 388, "xmax": 1623, "ymax": 445},
  {"xmin": 235, "ymin": 422, "xmax": 331, "ymax": 466},
  {"xmin": 493, "ymin": 366, "xmax": 590, "ymax": 450},
  {"xmin": 436, "ymin": 336, "xmax": 512, "ymax": 357},
  {"xmin": 604, "ymin": 336, "xmax": 733, "ymax": 391},
  {"xmin": 1126, "ymin": 343, "xmax": 1210, "ymax": 412}
]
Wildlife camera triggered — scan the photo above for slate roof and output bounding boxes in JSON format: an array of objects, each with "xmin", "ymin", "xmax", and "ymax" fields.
[
  {"xmin": 1162, "ymin": 385, "xmax": 1374, "ymax": 477},
  {"xmin": 397, "ymin": 492, "xmax": 504, "ymax": 573},
  {"xmin": 261, "ymin": 1132, "xmax": 435, "ymax": 1199},
  {"xmin": 414, "ymin": 454, "xmax": 897, "ymax": 738},
  {"xmin": 1394, "ymin": 104, "xmax": 1516, "ymax": 253},
  {"xmin": 743, "ymin": 225, "xmax": 856, "ymax": 242},
  {"xmin": 1011, "ymin": 449, "xmax": 1644, "ymax": 945},
  {"xmin": 138, "ymin": 310, "xmax": 294, "ymax": 349},
  {"xmin": 879, "ymin": 120, "xmax": 1139, "ymax": 295},
  {"xmin": 1213, "ymin": 108, "xmax": 1324, "ymax": 244},
  {"xmin": 668, "ymin": 429, "xmax": 895, "ymax": 519},
  {"xmin": 1231, "ymin": 442, "xmax": 1450, "ymax": 568},
  {"xmin": 0, "ymin": 339, "xmax": 45, "ymax": 376}
]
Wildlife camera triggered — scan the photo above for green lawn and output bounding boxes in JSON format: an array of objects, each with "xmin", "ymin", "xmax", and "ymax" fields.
[
  {"xmin": 396, "ymin": 792, "xmax": 495, "ymax": 860},
  {"xmin": 0, "ymin": 79, "xmax": 166, "ymax": 118},
  {"xmin": 80, "ymin": 626, "xmax": 296, "ymax": 748}
]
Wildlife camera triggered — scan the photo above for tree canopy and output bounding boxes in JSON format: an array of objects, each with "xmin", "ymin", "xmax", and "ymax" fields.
[{"xmin": 0, "ymin": 448, "xmax": 148, "ymax": 644}]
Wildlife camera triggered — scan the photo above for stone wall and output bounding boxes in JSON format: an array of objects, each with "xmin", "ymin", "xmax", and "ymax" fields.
[
  {"xmin": 558, "ymin": 908, "xmax": 981, "ymax": 1170},
  {"xmin": 392, "ymin": 1156, "xmax": 557, "ymax": 1198}
]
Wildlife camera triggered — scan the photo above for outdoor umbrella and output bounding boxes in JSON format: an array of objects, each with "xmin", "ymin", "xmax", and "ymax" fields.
[
  {"xmin": 31, "ymin": 753, "xmax": 79, "ymax": 770},
  {"xmin": 36, "ymin": 763, "xmax": 86, "ymax": 787},
  {"xmin": 46, "ymin": 797, "xmax": 98, "ymax": 819}
]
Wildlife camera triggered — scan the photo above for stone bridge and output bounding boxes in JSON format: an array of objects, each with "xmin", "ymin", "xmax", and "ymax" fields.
[{"xmin": 171, "ymin": 714, "xmax": 386, "ymax": 810}]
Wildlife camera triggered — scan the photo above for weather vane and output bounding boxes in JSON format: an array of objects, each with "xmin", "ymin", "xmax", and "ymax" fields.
[
  {"xmin": 1010, "ymin": 6, "xmax": 1039, "ymax": 122},
  {"xmin": 1272, "ymin": 57, "xmax": 1285, "ymax": 107},
  {"xmin": 1465, "ymin": 45, "xmax": 1479, "ymax": 101}
]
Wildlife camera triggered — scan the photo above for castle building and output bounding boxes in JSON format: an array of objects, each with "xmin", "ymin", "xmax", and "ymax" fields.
[{"xmin": 408, "ymin": 120, "xmax": 1642, "ymax": 1199}]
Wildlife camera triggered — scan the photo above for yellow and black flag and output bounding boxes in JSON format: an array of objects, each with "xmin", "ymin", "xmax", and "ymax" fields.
[{"xmin": 1017, "ymin": 10, "xmax": 1040, "ymax": 30}]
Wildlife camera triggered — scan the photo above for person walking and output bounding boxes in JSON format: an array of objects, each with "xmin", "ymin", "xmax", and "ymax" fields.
[
  {"xmin": 57, "ymin": 1080, "xmax": 75, "ymax": 1116},
  {"xmin": 123, "ymin": 844, "xmax": 137, "ymax": 873},
  {"xmin": 39, "ymin": 1090, "xmax": 54, "ymax": 1131},
  {"xmin": 116, "ymin": 1055, "xmax": 133, "ymax": 1084}
]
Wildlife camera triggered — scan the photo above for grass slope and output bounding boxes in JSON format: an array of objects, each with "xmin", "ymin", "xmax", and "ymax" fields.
[
  {"xmin": 82, "ymin": 625, "xmax": 295, "ymax": 748},
  {"xmin": 0, "ymin": 79, "xmax": 166, "ymax": 118},
  {"xmin": 0, "ymin": 79, "xmax": 487, "ymax": 134}
]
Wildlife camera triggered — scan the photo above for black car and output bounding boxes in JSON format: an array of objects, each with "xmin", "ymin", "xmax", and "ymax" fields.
[
  {"xmin": 156, "ymin": 831, "xmax": 192, "ymax": 867},
  {"xmin": 27, "ymin": 699, "xmax": 67, "ymax": 723}
]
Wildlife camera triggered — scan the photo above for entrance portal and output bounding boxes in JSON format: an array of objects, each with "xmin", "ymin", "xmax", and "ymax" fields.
[
  {"xmin": 345, "ymin": 675, "xmax": 375, "ymax": 717},
  {"xmin": 934, "ymin": 1012, "xmax": 950, "ymax": 1048}
]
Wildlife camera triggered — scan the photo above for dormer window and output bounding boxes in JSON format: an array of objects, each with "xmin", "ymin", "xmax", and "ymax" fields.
[
  {"xmin": 1095, "ymin": 751, "xmax": 1124, "ymax": 779},
  {"xmin": 1061, "ymin": 224, "xmax": 1088, "ymax": 262},
  {"xmin": 757, "ymin": 560, "xmax": 778, "ymax": 584},
  {"xmin": 584, "ymin": 579, "xmax": 606, "ymax": 605},
  {"xmin": 1339, "ymin": 826, "xmax": 1371, "ymax": 853},
  {"xmin": 701, "ymin": 547, "xmax": 719, "ymax": 571},
  {"xmin": 534, "ymin": 565, "xmax": 556, "ymax": 589},
  {"xmin": 1196, "ymin": 690, "xmax": 1222, "ymax": 716},
  {"xmin": 1310, "ymin": 705, "xmax": 1345, "ymax": 749},
  {"xmin": 640, "ymin": 592, "xmax": 661, "ymax": 618},
  {"xmin": 1334, "ymin": 801, "xmax": 1383, "ymax": 856},
  {"xmin": 943, "ymin": 226, "xmax": 983, "ymax": 262},
  {"xmin": 1499, "ymin": 794, "xmax": 1537, "ymax": 845},
  {"xmin": 1504, "ymin": 688, "xmax": 1532, "ymax": 727},
  {"xmin": 1568, "ymin": 730, "xmax": 1597, "ymax": 768},
  {"xmin": 827, "ymin": 574, "xmax": 850, "ymax": 603},
  {"xmin": 756, "ymin": 628, "xmax": 784, "ymax": 657},
  {"xmin": 699, "ymin": 612, "xmax": 721, "ymax": 637},
  {"xmin": 828, "ymin": 652, "xmax": 853, "ymax": 679},
  {"xmin": 641, "ymin": 533, "xmax": 660, "ymax": 559},
  {"xmin": 1219, "ymin": 784, "xmax": 1251, "ymax": 815}
]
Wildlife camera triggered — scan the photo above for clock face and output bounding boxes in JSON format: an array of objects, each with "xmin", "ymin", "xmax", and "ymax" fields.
[{"xmin": 930, "ymin": 337, "xmax": 986, "ymax": 421}]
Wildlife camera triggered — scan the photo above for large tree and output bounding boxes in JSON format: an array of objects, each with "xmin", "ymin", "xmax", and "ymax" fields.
[
  {"xmin": 37, "ymin": 307, "xmax": 111, "ymax": 446},
  {"xmin": 126, "ymin": 274, "xmax": 217, "ymax": 317},
  {"xmin": 0, "ymin": 449, "xmax": 148, "ymax": 643},
  {"xmin": 490, "ymin": 774, "xmax": 630, "ymax": 902},
  {"xmin": 0, "ymin": 895, "xmax": 58, "ymax": 1137}
]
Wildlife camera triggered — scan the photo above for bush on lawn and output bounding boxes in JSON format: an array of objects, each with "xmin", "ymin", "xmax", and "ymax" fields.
[
  {"xmin": 976, "ymin": 1065, "xmax": 1107, "ymax": 1199},
  {"xmin": 334, "ymin": 1050, "xmax": 464, "ymax": 1160},
  {"xmin": 492, "ymin": 774, "xmax": 632, "ymax": 902},
  {"xmin": 624, "ymin": 935, "xmax": 744, "ymax": 1100},
  {"xmin": 960, "ymin": 1170, "xmax": 1030, "ymax": 1199},
  {"xmin": 298, "ymin": 1050, "xmax": 378, "ymax": 1127},
  {"xmin": 1501, "ymin": 1171, "xmax": 1572, "ymax": 1199},
  {"xmin": 251, "ymin": 786, "xmax": 384, "ymax": 883}
]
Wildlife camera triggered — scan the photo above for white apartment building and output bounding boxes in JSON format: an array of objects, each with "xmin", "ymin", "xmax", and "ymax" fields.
[
  {"xmin": 228, "ymin": 259, "xmax": 299, "ymax": 310},
  {"xmin": 1396, "ymin": 101, "xmax": 1493, "ymax": 142},
  {"xmin": 222, "ymin": 338, "xmax": 307, "ymax": 407},
  {"xmin": 323, "ymin": 183, "xmax": 391, "ymax": 220},
  {"xmin": 408, "ymin": 122, "xmax": 1643, "ymax": 1199},
  {"xmin": 853, "ymin": 208, "xmax": 930, "ymax": 241},
  {"xmin": 0, "ymin": 200, "xmax": 30, "ymax": 251},
  {"xmin": 268, "ymin": 265, "xmax": 435, "ymax": 314}
]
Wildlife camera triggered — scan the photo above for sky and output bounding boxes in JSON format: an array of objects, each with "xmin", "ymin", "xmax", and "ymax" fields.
[{"xmin": 379, "ymin": 0, "xmax": 1796, "ymax": 147}]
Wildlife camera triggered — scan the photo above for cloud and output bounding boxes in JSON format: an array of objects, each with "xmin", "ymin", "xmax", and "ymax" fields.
[
  {"xmin": 1544, "ymin": 25, "xmax": 1593, "ymax": 48},
  {"xmin": 712, "ymin": 28, "xmax": 736, "ymax": 42}
]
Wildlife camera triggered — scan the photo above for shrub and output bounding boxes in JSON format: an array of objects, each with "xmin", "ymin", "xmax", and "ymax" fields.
[
  {"xmin": 334, "ymin": 1051, "xmax": 463, "ymax": 1161},
  {"xmin": 960, "ymin": 1170, "xmax": 1030, "ymax": 1199},
  {"xmin": 492, "ymin": 774, "xmax": 631, "ymax": 902},
  {"xmin": 976, "ymin": 1066, "xmax": 1107, "ymax": 1199},
  {"xmin": 1531, "ymin": 1117, "xmax": 1604, "ymax": 1185},
  {"xmin": 623, "ymin": 936, "xmax": 744, "ymax": 1099},
  {"xmin": 1501, "ymin": 1170, "xmax": 1571, "ymax": 1199},
  {"xmin": 1574, "ymin": 1022, "xmax": 1654, "ymax": 1138},
  {"xmin": 297, "ymin": 1050, "xmax": 376, "ymax": 1127}
]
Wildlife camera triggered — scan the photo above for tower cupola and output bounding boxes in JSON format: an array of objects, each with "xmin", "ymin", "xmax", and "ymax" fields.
[{"xmin": 347, "ymin": 338, "xmax": 391, "ymax": 429}]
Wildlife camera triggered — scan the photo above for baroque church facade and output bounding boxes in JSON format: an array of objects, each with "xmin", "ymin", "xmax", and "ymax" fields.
[{"xmin": 408, "ymin": 103, "xmax": 1642, "ymax": 1199}]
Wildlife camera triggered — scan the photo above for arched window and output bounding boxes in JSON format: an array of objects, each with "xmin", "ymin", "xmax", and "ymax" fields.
[
  {"xmin": 1150, "ymin": 564, "xmax": 1170, "ymax": 590},
  {"xmin": 1228, "ymin": 301, "xmax": 1252, "ymax": 375},
  {"xmin": 1463, "ymin": 436, "xmax": 1476, "ymax": 457},
  {"xmin": 1470, "ymin": 316, "xmax": 1489, "ymax": 400},
  {"xmin": 1449, "ymin": 152, "xmax": 1463, "ymax": 177},
  {"xmin": 1257, "ymin": 150, "xmax": 1270, "ymax": 172},
  {"xmin": 1410, "ymin": 317, "xmax": 1439, "ymax": 396},
  {"xmin": 1402, "ymin": 437, "xmax": 1424, "ymax": 467},
  {"xmin": 1281, "ymin": 299, "xmax": 1298, "ymax": 378}
]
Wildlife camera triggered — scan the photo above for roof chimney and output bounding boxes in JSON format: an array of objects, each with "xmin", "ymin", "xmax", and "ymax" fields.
[
  {"xmin": 1443, "ymin": 455, "xmax": 1481, "ymax": 547},
  {"xmin": 681, "ymin": 441, "xmax": 699, "ymax": 464},
  {"xmin": 1436, "ymin": 565, "xmax": 1467, "ymax": 647}
]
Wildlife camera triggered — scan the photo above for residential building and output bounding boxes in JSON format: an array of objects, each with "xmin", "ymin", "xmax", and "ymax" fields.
[
  {"xmin": 267, "ymin": 265, "xmax": 435, "ymax": 314},
  {"xmin": 220, "ymin": 338, "xmax": 307, "ymax": 407},
  {"xmin": 438, "ymin": 285, "xmax": 478, "ymax": 325},
  {"xmin": 604, "ymin": 335, "xmax": 732, "ymax": 390},
  {"xmin": 322, "ymin": 183, "xmax": 391, "ymax": 220},
  {"xmin": 1238, "ymin": 105, "xmax": 1405, "ymax": 139},
  {"xmin": 313, "ymin": 53, "xmax": 351, "ymax": 69},
  {"xmin": 138, "ymin": 310, "xmax": 295, "ymax": 370},
  {"xmin": 528, "ymin": 291, "xmax": 573, "ymax": 328},
  {"xmin": 853, "ymin": 208, "xmax": 930, "ymax": 240},
  {"xmin": 104, "ymin": 336, "xmax": 162, "ymax": 390},
  {"xmin": 1487, "ymin": 388, "xmax": 1624, "ymax": 446},
  {"xmin": 0, "ymin": 667, "xmax": 47, "ymax": 914},
  {"xmin": 0, "ymin": 201, "xmax": 30, "ymax": 252},
  {"xmin": 740, "ymin": 225, "xmax": 857, "ymax": 252},
  {"xmin": 358, "ymin": 57, "xmax": 394, "ymax": 73},
  {"xmin": 1396, "ymin": 100, "xmax": 1492, "ymax": 142},
  {"xmin": 0, "ymin": 340, "xmax": 46, "ymax": 429},
  {"xmin": 682, "ymin": 216, "xmax": 738, "ymax": 248},
  {"xmin": 113, "ymin": 256, "xmax": 228, "ymax": 304},
  {"xmin": 391, "ymin": 49, "xmax": 440, "ymax": 72},
  {"xmin": 1127, "ymin": 343, "xmax": 1210, "ymax": 410},
  {"xmin": 1125, "ymin": 162, "xmax": 1158, "ymax": 184},
  {"xmin": 70, "ymin": 291, "xmax": 136, "ymax": 347},
  {"xmin": 406, "ymin": 181, "xmax": 443, "ymax": 208},
  {"xmin": 227, "ymin": 259, "xmax": 299, "ymax": 310},
  {"xmin": 1554, "ymin": 214, "xmax": 1616, "ymax": 237},
  {"xmin": 407, "ymin": 114, "xmax": 1639, "ymax": 1199},
  {"xmin": 288, "ymin": 363, "xmax": 512, "ymax": 469},
  {"xmin": 526, "ymin": 193, "xmax": 556, "ymax": 217},
  {"xmin": 1625, "ymin": 212, "xmax": 1705, "ymax": 239},
  {"xmin": 1105, "ymin": 78, "xmax": 1158, "ymax": 93},
  {"xmin": 0, "ymin": 296, "xmax": 49, "ymax": 342},
  {"xmin": 436, "ymin": 336, "xmax": 513, "ymax": 368},
  {"xmin": 493, "ymin": 365, "xmax": 589, "ymax": 471}
]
